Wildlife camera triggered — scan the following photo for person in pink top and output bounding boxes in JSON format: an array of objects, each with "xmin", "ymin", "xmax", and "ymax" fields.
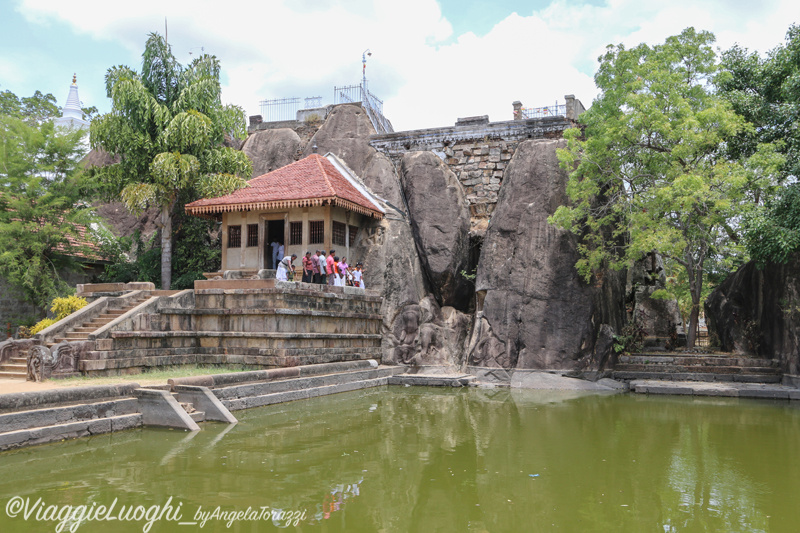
[{"xmin": 326, "ymin": 249, "xmax": 336, "ymax": 285}]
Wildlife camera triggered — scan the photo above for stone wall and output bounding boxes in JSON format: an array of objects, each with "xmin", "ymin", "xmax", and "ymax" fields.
[
  {"xmin": 0, "ymin": 278, "xmax": 39, "ymax": 339},
  {"xmin": 369, "ymin": 112, "xmax": 578, "ymax": 234},
  {"xmin": 441, "ymin": 139, "xmax": 516, "ymax": 231}
]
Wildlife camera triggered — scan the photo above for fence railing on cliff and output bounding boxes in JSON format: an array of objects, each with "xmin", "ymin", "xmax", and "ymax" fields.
[
  {"xmin": 521, "ymin": 103, "xmax": 567, "ymax": 119},
  {"xmin": 333, "ymin": 84, "xmax": 393, "ymax": 134},
  {"xmin": 260, "ymin": 96, "xmax": 323, "ymax": 122},
  {"xmin": 257, "ymin": 85, "xmax": 393, "ymax": 134}
]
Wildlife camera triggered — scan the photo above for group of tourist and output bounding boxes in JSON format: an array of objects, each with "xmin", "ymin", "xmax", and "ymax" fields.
[{"xmin": 275, "ymin": 249, "xmax": 365, "ymax": 289}]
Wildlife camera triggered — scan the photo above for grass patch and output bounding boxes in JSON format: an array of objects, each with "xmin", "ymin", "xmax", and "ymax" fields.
[{"xmin": 51, "ymin": 365, "xmax": 258, "ymax": 387}]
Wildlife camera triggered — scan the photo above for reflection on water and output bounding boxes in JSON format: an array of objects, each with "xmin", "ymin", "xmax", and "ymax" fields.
[{"xmin": 1, "ymin": 387, "xmax": 799, "ymax": 532}]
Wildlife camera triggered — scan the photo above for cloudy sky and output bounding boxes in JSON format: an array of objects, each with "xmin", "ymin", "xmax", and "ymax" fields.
[{"xmin": 0, "ymin": 0, "xmax": 797, "ymax": 131}]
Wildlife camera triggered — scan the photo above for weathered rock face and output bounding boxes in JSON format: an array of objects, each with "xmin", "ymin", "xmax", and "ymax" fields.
[
  {"xmin": 399, "ymin": 152, "xmax": 472, "ymax": 310},
  {"xmin": 467, "ymin": 139, "xmax": 625, "ymax": 370},
  {"xmin": 304, "ymin": 104, "xmax": 376, "ymax": 175},
  {"xmin": 242, "ymin": 128, "xmax": 304, "ymax": 178},
  {"xmin": 705, "ymin": 255, "xmax": 800, "ymax": 373},
  {"xmin": 627, "ymin": 252, "xmax": 683, "ymax": 341},
  {"xmin": 307, "ymin": 107, "xmax": 469, "ymax": 367}
]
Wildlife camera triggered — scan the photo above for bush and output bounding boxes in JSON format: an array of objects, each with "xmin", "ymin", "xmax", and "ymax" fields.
[
  {"xmin": 50, "ymin": 295, "xmax": 87, "ymax": 320},
  {"xmin": 30, "ymin": 318, "xmax": 56, "ymax": 335}
]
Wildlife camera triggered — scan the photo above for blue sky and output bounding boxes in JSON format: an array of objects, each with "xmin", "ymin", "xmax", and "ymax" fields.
[{"xmin": 1, "ymin": 0, "xmax": 797, "ymax": 131}]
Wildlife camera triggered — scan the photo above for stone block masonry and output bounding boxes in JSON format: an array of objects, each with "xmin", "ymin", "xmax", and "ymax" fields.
[{"xmin": 369, "ymin": 97, "xmax": 583, "ymax": 233}]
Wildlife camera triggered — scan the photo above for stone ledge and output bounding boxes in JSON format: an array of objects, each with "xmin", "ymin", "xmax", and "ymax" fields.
[
  {"xmin": 0, "ymin": 384, "xmax": 141, "ymax": 413},
  {"xmin": 630, "ymin": 379, "xmax": 800, "ymax": 400},
  {"xmin": 0, "ymin": 413, "xmax": 142, "ymax": 451},
  {"xmin": 110, "ymin": 331, "xmax": 383, "ymax": 339},
  {"xmin": 158, "ymin": 308, "xmax": 383, "ymax": 320}
]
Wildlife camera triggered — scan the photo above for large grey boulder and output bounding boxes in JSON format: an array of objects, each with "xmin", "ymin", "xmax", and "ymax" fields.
[
  {"xmin": 466, "ymin": 139, "xmax": 625, "ymax": 370},
  {"xmin": 705, "ymin": 255, "xmax": 800, "ymax": 373},
  {"xmin": 242, "ymin": 128, "xmax": 303, "ymax": 178},
  {"xmin": 306, "ymin": 103, "xmax": 472, "ymax": 367},
  {"xmin": 304, "ymin": 104, "xmax": 376, "ymax": 175},
  {"xmin": 400, "ymin": 152, "xmax": 472, "ymax": 310}
]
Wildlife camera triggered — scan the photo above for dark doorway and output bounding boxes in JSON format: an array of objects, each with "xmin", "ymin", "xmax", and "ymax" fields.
[{"xmin": 266, "ymin": 220, "xmax": 285, "ymax": 268}]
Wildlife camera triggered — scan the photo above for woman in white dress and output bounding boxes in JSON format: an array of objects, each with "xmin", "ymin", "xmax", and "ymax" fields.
[{"xmin": 276, "ymin": 254, "xmax": 297, "ymax": 281}]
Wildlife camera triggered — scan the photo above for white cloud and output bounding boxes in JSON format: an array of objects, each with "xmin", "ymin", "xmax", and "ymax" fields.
[{"xmin": 14, "ymin": 0, "xmax": 800, "ymax": 131}]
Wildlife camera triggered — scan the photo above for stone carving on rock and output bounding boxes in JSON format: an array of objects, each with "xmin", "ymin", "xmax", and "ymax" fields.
[
  {"xmin": 391, "ymin": 304, "xmax": 421, "ymax": 364},
  {"xmin": 27, "ymin": 345, "xmax": 54, "ymax": 382},
  {"xmin": 467, "ymin": 316, "xmax": 510, "ymax": 369},
  {"xmin": 0, "ymin": 339, "xmax": 19, "ymax": 365},
  {"xmin": 415, "ymin": 323, "xmax": 442, "ymax": 364},
  {"xmin": 52, "ymin": 342, "xmax": 79, "ymax": 374}
]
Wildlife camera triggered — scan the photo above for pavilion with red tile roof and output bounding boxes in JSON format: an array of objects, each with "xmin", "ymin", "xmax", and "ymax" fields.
[{"xmin": 186, "ymin": 153, "xmax": 385, "ymax": 271}]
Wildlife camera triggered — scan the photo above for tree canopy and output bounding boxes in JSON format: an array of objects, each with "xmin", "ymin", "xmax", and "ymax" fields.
[
  {"xmin": 0, "ymin": 90, "xmax": 94, "ymax": 310},
  {"xmin": 719, "ymin": 25, "xmax": 800, "ymax": 266},
  {"xmin": 549, "ymin": 28, "xmax": 782, "ymax": 347},
  {"xmin": 90, "ymin": 33, "xmax": 252, "ymax": 289}
]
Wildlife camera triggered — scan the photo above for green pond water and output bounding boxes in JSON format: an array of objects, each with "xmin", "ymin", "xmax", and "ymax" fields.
[{"xmin": 1, "ymin": 387, "xmax": 800, "ymax": 532}]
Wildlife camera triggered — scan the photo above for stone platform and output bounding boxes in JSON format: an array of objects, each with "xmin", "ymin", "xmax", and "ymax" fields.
[{"xmin": 631, "ymin": 379, "xmax": 800, "ymax": 400}]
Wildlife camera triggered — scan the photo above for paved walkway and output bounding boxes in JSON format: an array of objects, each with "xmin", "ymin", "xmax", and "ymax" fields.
[{"xmin": 631, "ymin": 379, "xmax": 800, "ymax": 400}]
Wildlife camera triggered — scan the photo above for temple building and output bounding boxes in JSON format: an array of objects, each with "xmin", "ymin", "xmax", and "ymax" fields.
[
  {"xmin": 185, "ymin": 153, "xmax": 385, "ymax": 271},
  {"xmin": 54, "ymin": 74, "xmax": 89, "ymax": 130}
]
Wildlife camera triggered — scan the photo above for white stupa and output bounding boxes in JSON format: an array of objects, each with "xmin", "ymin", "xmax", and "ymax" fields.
[{"xmin": 54, "ymin": 74, "xmax": 89, "ymax": 130}]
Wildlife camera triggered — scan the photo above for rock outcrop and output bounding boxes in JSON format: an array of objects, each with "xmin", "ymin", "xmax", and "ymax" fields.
[
  {"xmin": 705, "ymin": 255, "xmax": 800, "ymax": 373},
  {"xmin": 242, "ymin": 128, "xmax": 304, "ymax": 177},
  {"xmin": 627, "ymin": 252, "xmax": 684, "ymax": 343},
  {"xmin": 466, "ymin": 139, "xmax": 625, "ymax": 370},
  {"xmin": 400, "ymin": 152, "xmax": 472, "ymax": 311},
  {"xmin": 304, "ymin": 104, "xmax": 377, "ymax": 175}
]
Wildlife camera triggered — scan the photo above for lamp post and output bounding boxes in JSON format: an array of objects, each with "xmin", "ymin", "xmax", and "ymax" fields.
[{"xmin": 361, "ymin": 49, "xmax": 371, "ymax": 96}]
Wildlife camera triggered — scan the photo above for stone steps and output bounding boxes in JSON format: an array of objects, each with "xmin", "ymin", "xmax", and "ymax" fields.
[
  {"xmin": 613, "ymin": 352, "xmax": 783, "ymax": 384},
  {"xmin": 618, "ymin": 354, "xmax": 779, "ymax": 367},
  {"xmin": 46, "ymin": 297, "xmax": 150, "ymax": 349},
  {"xmin": 80, "ymin": 351, "xmax": 380, "ymax": 373},
  {"xmin": 0, "ymin": 397, "xmax": 142, "ymax": 451},
  {"xmin": 615, "ymin": 364, "xmax": 781, "ymax": 375},
  {"xmin": 613, "ymin": 371, "xmax": 783, "ymax": 383},
  {"xmin": 0, "ymin": 414, "xmax": 143, "ymax": 451},
  {"xmin": 215, "ymin": 366, "xmax": 404, "ymax": 411}
]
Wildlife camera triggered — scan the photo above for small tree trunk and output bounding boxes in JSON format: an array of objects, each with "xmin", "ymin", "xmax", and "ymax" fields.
[
  {"xmin": 685, "ymin": 262, "xmax": 704, "ymax": 350},
  {"xmin": 160, "ymin": 205, "xmax": 172, "ymax": 290}
]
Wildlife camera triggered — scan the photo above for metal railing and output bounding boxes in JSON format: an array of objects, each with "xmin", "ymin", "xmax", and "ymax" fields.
[
  {"xmin": 259, "ymin": 97, "xmax": 301, "ymax": 122},
  {"xmin": 259, "ymin": 85, "xmax": 393, "ymax": 134},
  {"xmin": 333, "ymin": 83, "xmax": 393, "ymax": 134},
  {"xmin": 521, "ymin": 103, "xmax": 566, "ymax": 119}
]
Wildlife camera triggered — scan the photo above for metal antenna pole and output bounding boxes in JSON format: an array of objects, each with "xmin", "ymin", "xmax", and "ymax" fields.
[{"xmin": 362, "ymin": 49, "xmax": 371, "ymax": 97}]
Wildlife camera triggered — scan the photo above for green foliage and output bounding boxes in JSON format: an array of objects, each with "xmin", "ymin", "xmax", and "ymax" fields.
[
  {"xmin": 99, "ymin": 199, "xmax": 221, "ymax": 290},
  {"xmin": 50, "ymin": 295, "xmax": 88, "ymax": 320},
  {"xmin": 743, "ymin": 183, "xmax": 800, "ymax": 266},
  {"xmin": 0, "ymin": 94, "xmax": 96, "ymax": 309},
  {"xmin": 549, "ymin": 28, "xmax": 781, "ymax": 347},
  {"xmin": 719, "ymin": 24, "xmax": 800, "ymax": 180},
  {"xmin": 1, "ymin": 89, "xmax": 60, "ymax": 126},
  {"xmin": 90, "ymin": 32, "xmax": 251, "ymax": 289},
  {"xmin": 613, "ymin": 320, "xmax": 645, "ymax": 355},
  {"xmin": 30, "ymin": 318, "xmax": 56, "ymax": 335}
]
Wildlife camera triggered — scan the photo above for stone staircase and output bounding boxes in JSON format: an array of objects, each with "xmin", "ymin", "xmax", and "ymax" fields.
[
  {"xmin": 0, "ymin": 355, "xmax": 27, "ymax": 379},
  {"xmin": 612, "ymin": 352, "xmax": 783, "ymax": 383},
  {"xmin": 0, "ymin": 385, "xmax": 143, "ymax": 451},
  {"xmin": 176, "ymin": 395, "xmax": 205, "ymax": 423},
  {"xmin": 47, "ymin": 295, "xmax": 151, "ymax": 349},
  {"xmin": 80, "ymin": 286, "xmax": 384, "ymax": 375}
]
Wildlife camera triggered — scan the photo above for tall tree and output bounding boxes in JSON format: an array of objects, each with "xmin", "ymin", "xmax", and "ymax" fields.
[
  {"xmin": 550, "ymin": 28, "xmax": 781, "ymax": 348},
  {"xmin": 0, "ymin": 94, "xmax": 93, "ymax": 309},
  {"xmin": 90, "ymin": 33, "xmax": 251, "ymax": 289},
  {"xmin": 719, "ymin": 24, "xmax": 800, "ymax": 180},
  {"xmin": 718, "ymin": 25, "xmax": 799, "ymax": 266}
]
